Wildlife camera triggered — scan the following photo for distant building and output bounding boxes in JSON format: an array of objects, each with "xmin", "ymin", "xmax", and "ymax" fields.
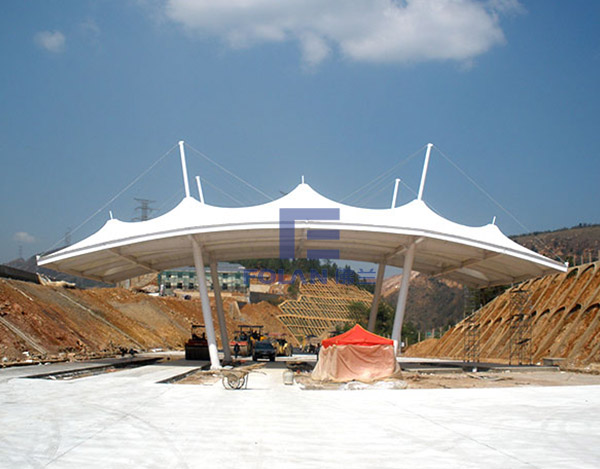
[{"xmin": 158, "ymin": 262, "xmax": 246, "ymax": 292}]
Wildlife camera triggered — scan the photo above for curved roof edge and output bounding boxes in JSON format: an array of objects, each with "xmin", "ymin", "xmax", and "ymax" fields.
[{"xmin": 38, "ymin": 182, "xmax": 567, "ymax": 287}]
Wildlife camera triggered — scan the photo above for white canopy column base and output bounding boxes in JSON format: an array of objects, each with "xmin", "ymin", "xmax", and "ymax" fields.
[
  {"xmin": 391, "ymin": 243, "xmax": 416, "ymax": 355},
  {"xmin": 190, "ymin": 236, "xmax": 221, "ymax": 369},
  {"xmin": 210, "ymin": 259, "xmax": 232, "ymax": 363},
  {"xmin": 367, "ymin": 262, "xmax": 386, "ymax": 332}
]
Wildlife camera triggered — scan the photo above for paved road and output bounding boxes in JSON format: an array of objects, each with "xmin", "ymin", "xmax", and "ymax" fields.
[{"xmin": 1, "ymin": 358, "xmax": 599, "ymax": 468}]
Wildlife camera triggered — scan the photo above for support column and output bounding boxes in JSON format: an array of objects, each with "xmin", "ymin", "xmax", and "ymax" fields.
[
  {"xmin": 367, "ymin": 262, "xmax": 386, "ymax": 332},
  {"xmin": 195, "ymin": 175, "xmax": 205, "ymax": 203},
  {"xmin": 210, "ymin": 259, "xmax": 232, "ymax": 363},
  {"xmin": 190, "ymin": 236, "xmax": 220, "ymax": 369},
  {"xmin": 391, "ymin": 243, "xmax": 416, "ymax": 355},
  {"xmin": 417, "ymin": 143, "xmax": 433, "ymax": 201},
  {"xmin": 390, "ymin": 178, "xmax": 401, "ymax": 208},
  {"xmin": 178, "ymin": 141, "xmax": 191, "ymax": 198}
]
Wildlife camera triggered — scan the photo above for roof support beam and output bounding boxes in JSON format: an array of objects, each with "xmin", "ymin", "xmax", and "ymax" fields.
[
  {"xmin": 209, "ymin": 258, "xmax": 231, "ymax": 363},
  {"xmin": 433, "ymin": 252, "xmax": 501, "ymax": 277},
  {"xmin": 387, "ymin": 237, "xmax": 424, "ymax": 260},
  {"xmin": 387, "ymin": 243, "xmax": 408, "ymax": 259},
  {"xmin": 190, "ymin": 235, "xmax": 220, "ymax": 369},
  {"xmin": 367, "ymin": 262, "xmax": 386, "ymax": 332},
  {"xmin": 109, "ymin": 249, "xmax": 157, "ymax": 274},
  {"xmin": 62, "ymin": 268, "xmax": 106, "ymax": 283},
  {"xmin": 391, "ymin": 241, "xmax": 417, "ymax": 354}
]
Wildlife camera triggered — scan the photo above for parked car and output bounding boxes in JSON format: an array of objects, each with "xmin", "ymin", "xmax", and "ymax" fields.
[{"xmin": 252, "ymin": 340, "xmax": 276, "ymax": 362}]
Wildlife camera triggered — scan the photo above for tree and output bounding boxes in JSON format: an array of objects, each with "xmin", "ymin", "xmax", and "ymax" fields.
[
  {"xmin": 343, "ymin": 300, "xmax": 412, "ymax": 337},
  {"xmin": 287, "ymin": 279, "xmax": 300, "ymax": 298},
  {"xmin": 347, "ymin": 301, "xmax": 369, "ymax": 329},
  {"xmin": 401, "ymin": 321, "xmax": 419, "ymax": 346},
  {"xmin": 333, "ymin": 299, "xmax": 419, "ymax": 346},
  {"xmin": 236, "ymin": 258, "xmax": 374, "ymax": 291}
]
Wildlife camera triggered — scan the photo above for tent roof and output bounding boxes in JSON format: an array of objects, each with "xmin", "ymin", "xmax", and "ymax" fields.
[
  {"xmin": 322, "ymin": 325, "xmax": 394, "ymax": 348},
  {"xmin": 37, "ymin": 182, "xmax": 566, "ymax": 287}
]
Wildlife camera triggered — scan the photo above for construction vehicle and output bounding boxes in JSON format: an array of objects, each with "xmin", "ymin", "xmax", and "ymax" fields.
[
  {"xmin": 269, "ymin": 333, "xmax": 293, "ymax": 356},
  {"xmin": 184, "ymin": 324, "xmax": 210, "ymax": 360},
  {"xmin": 301, "ymin": 334, "xmax": 320, "ymax": 353},
  {"xmin": 229, "ymin": 325, "xmax": 265, "ymax": 357},
  {"xmin": 274, "ymin": 338, "xmax": 293, "ymax": 356}
]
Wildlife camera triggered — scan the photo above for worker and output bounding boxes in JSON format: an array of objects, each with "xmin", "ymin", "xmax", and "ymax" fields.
[{"xmin": 234, "ymin": 342, "xmax": 240, "ymax": 359}]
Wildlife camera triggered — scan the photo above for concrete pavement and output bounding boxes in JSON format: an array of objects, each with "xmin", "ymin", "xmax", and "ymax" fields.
[{"xmin": 1, "ymin": 357, "xmax": 599, "ymax": 468}]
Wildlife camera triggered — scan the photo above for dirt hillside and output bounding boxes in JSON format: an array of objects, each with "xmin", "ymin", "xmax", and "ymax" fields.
[
  {"xmin": 0, "ymin": 279, "xmax": 292, "ymax": 364},
  {"xmin": 513, "ymin": 225, "xmax": 600, "ymax": 265},
  {"xmin": 383, "ymin": 273, "xmax": 464, "ymax": 332},
  {"xmin": 404, "ymin": 261, "xmax": 600, "ymax": 367}
]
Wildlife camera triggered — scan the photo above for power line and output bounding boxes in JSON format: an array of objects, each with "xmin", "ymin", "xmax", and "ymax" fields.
[
  {"xmin": 200, "ymin": 176, "xmax": 244, "ymax": 205},
  {"xmin": 340, "ymin": 145, "xmax": 426, "ymax": 204},
  {"xmin": 433, "ymin": 145, "xmax": 564, "ymax": 263},
  {"xmin": 43, "ymin": 143, "xmax": 178, "ymax": 254},
  {"xmin": 185, "ymin": 142, "xmax": 274, "ymax": 201}
]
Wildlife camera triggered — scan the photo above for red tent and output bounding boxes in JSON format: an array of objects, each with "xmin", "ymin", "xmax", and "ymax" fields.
[
  {"xmin": 322, "ymin": 324, "xmax": 393, "ymax": 348},
  {"xmin": 312, "ymin": 324, "xmax": 398, "ymax": 382}
]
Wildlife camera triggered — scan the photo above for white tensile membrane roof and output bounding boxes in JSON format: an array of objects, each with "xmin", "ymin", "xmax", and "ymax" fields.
[
  {"xmin": 37, "ymin": 141, "xmax": 567, "ymax": 368},
  {"xmin": 38, "ymin": 181, "xmax": 566, "ymax": 287}
]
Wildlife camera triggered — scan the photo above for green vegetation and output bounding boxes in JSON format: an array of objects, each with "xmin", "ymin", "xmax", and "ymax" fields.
[
  {"xmin": 236, "ymin": 258, "xmax": 374, "ymax": 291},
  {"xmin": 237, "ymin": 258, "xmax": 323, "ymax": 274},
  {"xmin": 511, "ymin": 224, "xmax": 600, "ymax": 265},
  {"xmin": 511, "ymin": 222, "xmax": 600, "ymax": 238},
  {"xmin": 286, "ymin": 280, "xmax": 300, "ymax": 298}
]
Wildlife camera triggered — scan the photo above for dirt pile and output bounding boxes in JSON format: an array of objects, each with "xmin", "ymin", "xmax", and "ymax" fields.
[
  {"xmin": 0, "ymin": 278, "xmax": 290, "ymax": 365},
  {"xmin": 401, "ymin": 370, "xmax": 600, "ymax": 389},
  {"xmin": 404, "ymin": 261, "xmax": 600, "ymax": 367},
  {"xmin": 237, "ymin": 302, "xmax": 299, "ymax": 346},
  {"xmin": 402, "ymin": 338, "xmax": 439, "ymax": 356},
  {"xmin": 278, "ymin": 282, "xmax": 373, "ymax": 342}
]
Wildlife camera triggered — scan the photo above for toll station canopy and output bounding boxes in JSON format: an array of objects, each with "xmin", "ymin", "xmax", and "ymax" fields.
[{"xmin": 38, "ymin": 182, "xmax": 566, "ymax": 288}]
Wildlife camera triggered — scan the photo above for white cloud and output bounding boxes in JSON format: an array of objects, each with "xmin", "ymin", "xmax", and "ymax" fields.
[
  {"xmin": 13, "ymin": 232, "xmax": 36, "ymax": 244},
  {"xmin": 79, "ymin": 19, "xmax": 101, "ymax": 49},
  {"xmin": 80, "ymin": 19, "xmax": 100, "ymax": 38},
  {"xmin": 34, "ymin": 30, "xmax": 66, "ymax": 53},
  {"xmin": 299, "ymin": 32, "xmax": 331, "ymax": 68},
  {"xmin": 161, "ymin": 0, "xmax": 522, "ymax": 67},
  {"xmin": 487, "ymin": 0, "xmax": 526, "ymax": 15}
]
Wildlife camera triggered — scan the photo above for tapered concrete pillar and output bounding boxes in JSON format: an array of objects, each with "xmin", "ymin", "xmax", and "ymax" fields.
[
  {"xmin": 210, "ymin": 259, "xmax": 232, "ymax": 362},
  {"xmin": 189, "ymin": 236, "xmax": 220, "ymax": 369},
  {"xmin": 367, "ymin": 262, "xmax": 386, "ymax": 332},
  {"xmin": 391, "ymin": 243, "xmax": 416, "ymax": 355}
]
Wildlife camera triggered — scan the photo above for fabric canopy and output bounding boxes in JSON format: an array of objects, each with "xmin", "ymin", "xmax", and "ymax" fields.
[
  {"xmin": 38, "ymin": 182, "xmax": 567, "ymax": 287},
  {"xmin": 312, "ymin": 325, "xmax": 399, "ymax": 381},
  {"xmin": 322, "ymin": 324, "xmax": 393, "ymax": 348}
]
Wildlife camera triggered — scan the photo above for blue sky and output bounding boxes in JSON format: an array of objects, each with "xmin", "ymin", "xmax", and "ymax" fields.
[{"xmin": 1, "ymin": 0, "xmax": 599, "ymax": 266}]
